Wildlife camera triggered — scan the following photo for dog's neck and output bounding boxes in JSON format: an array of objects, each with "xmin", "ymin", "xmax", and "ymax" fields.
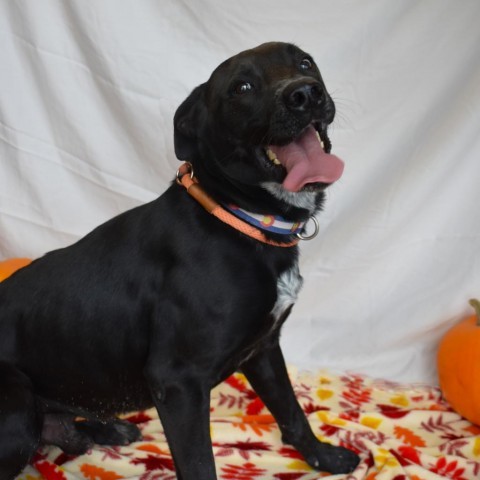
[{"xmin": 176, "ymin": 162, "xmax": 302, "ymax": 247}]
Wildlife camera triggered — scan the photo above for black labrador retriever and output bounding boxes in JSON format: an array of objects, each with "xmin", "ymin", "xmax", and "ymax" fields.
[{"xmin": 0, "ymin": 42, "xmax": 359, "ymax": 479}]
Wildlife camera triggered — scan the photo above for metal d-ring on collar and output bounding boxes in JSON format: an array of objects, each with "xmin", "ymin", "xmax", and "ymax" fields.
[
  {"xmin": 296, "ymin": 216, "xmax": 319, "ymax": 241},
  {"xmin": 176, "ymin": 161, "xmax": 194, "ymax": 184}
]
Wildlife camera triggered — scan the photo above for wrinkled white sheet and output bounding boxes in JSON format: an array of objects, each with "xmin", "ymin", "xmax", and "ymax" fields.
[{"xmin": 1, "ymin": 0, "xmax": 479, "ymax": 384}]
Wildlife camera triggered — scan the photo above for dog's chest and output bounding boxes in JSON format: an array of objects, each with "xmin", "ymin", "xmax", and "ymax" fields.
[
  {"xmin": 237, "ymin": 261, "xmax": 303, "ymax": 366},
  {"xmin": 271, "ymin": 260, "xmax": 303, "ymax": 325}
]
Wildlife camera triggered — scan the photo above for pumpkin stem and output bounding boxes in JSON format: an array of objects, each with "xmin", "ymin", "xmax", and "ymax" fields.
[{"xmin": 469, "ymin": 299, "xmax": 480, "ymax": 326}]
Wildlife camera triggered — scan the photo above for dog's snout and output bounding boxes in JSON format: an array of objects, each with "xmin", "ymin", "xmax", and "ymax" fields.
[{"xmin": 284, "ymin": 82, "xmax": 324, "ymax": 112}]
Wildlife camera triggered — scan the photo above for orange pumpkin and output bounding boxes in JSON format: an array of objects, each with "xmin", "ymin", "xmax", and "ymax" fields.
[
  {"xmin": 437, "ymin": 299, "xmax": 480, "ymax": 425},
  {"xmin": 0, "ymin": 257, "xmax": 32, "ymax": 282}
]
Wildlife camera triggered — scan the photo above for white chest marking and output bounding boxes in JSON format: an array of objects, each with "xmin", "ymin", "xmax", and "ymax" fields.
[
  {"xmin": 271, "ymin": 261, "xmax": 303, "ymax": 323},
  {"xmin": 238, "ymin": 262, "xmax": 303, "ymax": 365}
]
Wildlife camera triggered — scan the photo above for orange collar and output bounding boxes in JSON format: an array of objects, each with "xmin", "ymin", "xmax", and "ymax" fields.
[{"xmin": 176, "ymin": 162, "xmax": 300, "ymax": 248}]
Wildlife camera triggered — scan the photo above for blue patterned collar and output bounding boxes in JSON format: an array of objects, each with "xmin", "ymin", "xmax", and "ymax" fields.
[{"xmin": 222, "ymin": 204, "xmax": 305, "ymax": 236}]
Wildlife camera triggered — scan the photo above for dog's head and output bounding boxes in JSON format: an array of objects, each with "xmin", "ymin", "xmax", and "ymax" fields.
[{"xmin": 174, "ymin": 42, "xmax": 343, "ymax": 220}]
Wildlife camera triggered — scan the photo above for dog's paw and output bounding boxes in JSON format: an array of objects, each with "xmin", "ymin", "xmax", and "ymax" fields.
[
  {"xmin": 57, "ymin": 433, "xmax": 94, "ymax": 456},
  {"xmin": 109, "ymin": 419, "xmax": 143, "ymax": 445},
  {"xmin": 76, "ymin": 418, "xmax": 142, "ymax": 446},
  {"xmin": 304, "ymin": 443, "xmax": 360, "ymax": 474}
]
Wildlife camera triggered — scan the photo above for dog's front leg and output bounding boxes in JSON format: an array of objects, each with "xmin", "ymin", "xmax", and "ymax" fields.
[
  {"xmin": 241, "ymin": 342, "xmax": 360, "ymax": 474},
  {"xmin": 146, "ymin": 372, "xmax": 217, "ymax": 480}
]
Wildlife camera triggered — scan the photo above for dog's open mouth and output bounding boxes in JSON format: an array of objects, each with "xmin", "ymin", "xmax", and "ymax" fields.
[{"xmin": 264, "ymin": 125, "xmax": 344, "ymax": 193}]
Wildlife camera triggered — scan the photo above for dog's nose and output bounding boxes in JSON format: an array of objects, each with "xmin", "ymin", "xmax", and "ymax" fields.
[{"xmin": 284, "ymin": 81, "xmax": 324, "ymax": 112}]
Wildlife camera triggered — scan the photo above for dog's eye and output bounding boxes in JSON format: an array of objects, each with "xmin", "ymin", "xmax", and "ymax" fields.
[
  {"xmin": 300, "ymin": 57, "xmax": 313, "ymax": 70},
  {"xmin": 233, "ymin": 82, "xmax": 254, "ymax": 95}
]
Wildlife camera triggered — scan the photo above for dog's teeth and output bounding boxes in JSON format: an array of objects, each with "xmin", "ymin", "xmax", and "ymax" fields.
[
  {"xmin": 315, "ymin": 130, "xmax": 325, "ymax": 150},
  {"xmin": 267, "ymin": 149, "xmax": 281, "ymax": 165}
]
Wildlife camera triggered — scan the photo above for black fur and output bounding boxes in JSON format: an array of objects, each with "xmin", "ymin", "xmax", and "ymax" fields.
[{"xmin": 0, "ymin": 42, "xmax": 359, "ymax": 479}]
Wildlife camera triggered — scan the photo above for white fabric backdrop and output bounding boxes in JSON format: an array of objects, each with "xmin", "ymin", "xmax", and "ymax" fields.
[{"xmin": 1, "ymin": 0, "xmax": 479, "ymax": 384}]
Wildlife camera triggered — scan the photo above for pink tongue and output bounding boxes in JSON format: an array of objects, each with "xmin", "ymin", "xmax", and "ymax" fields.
[{"xmin": 269, "ymin": 126, "xmax": 344, "ymax": 192}]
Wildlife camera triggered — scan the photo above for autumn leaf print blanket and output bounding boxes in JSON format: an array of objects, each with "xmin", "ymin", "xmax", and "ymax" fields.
[{"xmin": 16, "ymin": 369, "xmax": 480, "ymax": 480}]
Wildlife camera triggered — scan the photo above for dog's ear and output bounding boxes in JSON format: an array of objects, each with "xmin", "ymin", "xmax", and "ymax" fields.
[{"xmin": 173, "ymin": 84, "xmax": 207, "ymax": 160}]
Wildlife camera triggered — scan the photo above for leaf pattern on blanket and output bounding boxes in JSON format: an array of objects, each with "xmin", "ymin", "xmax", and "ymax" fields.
[
  {"xmin": 15, "ymin": 369, "xmax": 480, "ymax": 479},
  {"xmin": 80, "ymin": 465, "xmax": 122, "ymax": 480}
]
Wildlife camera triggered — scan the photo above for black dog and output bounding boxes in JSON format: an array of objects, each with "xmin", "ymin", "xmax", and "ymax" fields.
[{"xmin": 0, "ymin": 42, "xmax": 359, "ymax": 479}]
